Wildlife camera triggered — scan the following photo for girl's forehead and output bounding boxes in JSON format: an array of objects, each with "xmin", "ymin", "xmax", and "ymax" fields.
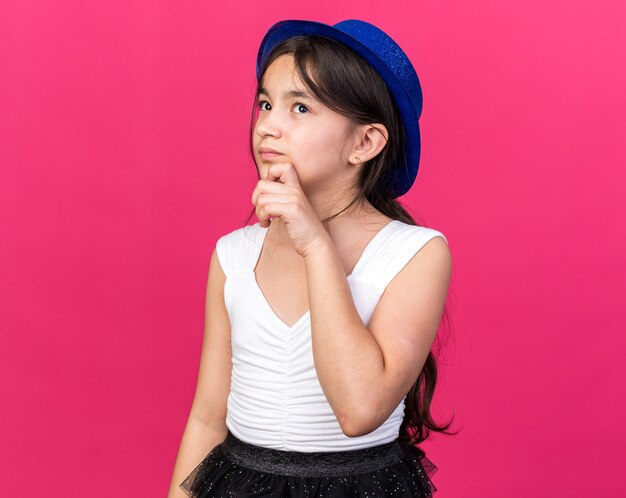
[
  {"xmin": 259, "ymin": 74, "xmax": 311, "ymax": 97},
  {"xmin": 259, "ymin": 85, "xmax": 317, "ymax": 102},
  {"xmin": 262, "ymin": 55, "xmax": 299, "ymax": 83}
]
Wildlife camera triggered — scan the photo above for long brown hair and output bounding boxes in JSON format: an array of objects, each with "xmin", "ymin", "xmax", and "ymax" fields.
[{"xmin": 243, "ymin": 35, "xmax": 459, "ymax": 446}]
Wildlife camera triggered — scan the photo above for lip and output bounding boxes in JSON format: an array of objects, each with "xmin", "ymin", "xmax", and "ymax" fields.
[
  {"xmin": 258, "ymin": 146, "xmax": 282, "ymax": 154},
  {"xmin": 260, "ymin": 151, "xmax": 282, "ymax": 161},
  {"xmin": 258, "ymin": 146, "xmax": 284, "ymax": 161}
]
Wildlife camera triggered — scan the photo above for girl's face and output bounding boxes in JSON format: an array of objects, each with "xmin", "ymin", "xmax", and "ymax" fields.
[{"xmin": 253, "ymin": 54, "xmax": 357, "ymax": 191}]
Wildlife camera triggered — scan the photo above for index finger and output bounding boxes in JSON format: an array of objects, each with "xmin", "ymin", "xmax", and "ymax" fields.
[{"xmin": 266, "ymin": 162, "xmax": 300, "ymax": 186}]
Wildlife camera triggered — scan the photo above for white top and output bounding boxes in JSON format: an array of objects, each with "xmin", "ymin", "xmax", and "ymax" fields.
[{"xmin": 215, "ymin": 219, "xmax": 447, "ymax": 451}]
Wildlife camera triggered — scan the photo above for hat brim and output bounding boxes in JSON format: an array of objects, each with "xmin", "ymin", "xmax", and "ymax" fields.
[{"xmin": 256, "ymin": 20, "xmax": 421, "ymax": 198}]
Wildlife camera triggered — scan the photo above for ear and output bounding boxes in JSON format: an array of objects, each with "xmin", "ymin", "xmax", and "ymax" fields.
[{"xmin": 348, "ymin": 123, "xmax": 389, "ymax": 166}]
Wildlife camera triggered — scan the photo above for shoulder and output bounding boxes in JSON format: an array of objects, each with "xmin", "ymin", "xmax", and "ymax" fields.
[
  {"xmin": 394, "ymin": 222, "xmax": 449, "ymax": 261},
  {"xmin": 216, "ymin": 222, "xmax": 259, "ymax": 249},
  {"xmin": 394, "ymin": 220, "xmax": 448, "ymax": 244},
  {"xmin": 397, "ymin": 221, "xmax": 450, "ymax": 267},
  {"xmin": 377, "ymin": 220, "xmax": 450, "ymax": 273},
  {"xmin": 388, "ymin": 221, "xmax": 451, "ymax": 286},
  {"xmin": 214, "ymin": 223, "xmax": 261, "ymax": 276},
  {"xmin": 361, "ymin": 219, "xmax": 450, "ymax": 294}
]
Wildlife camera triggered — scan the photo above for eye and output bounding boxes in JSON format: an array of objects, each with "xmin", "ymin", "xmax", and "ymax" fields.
[
  {"xmin": 296, "ymin": 102, "xmax": 309, "ymax": 114},
  {"xmin": 258, "ymin": 100, "xmax": 309, "ymax": 114}
]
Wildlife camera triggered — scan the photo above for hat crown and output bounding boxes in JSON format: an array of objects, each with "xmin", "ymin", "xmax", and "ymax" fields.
[{"xmin": 331, "ymin": 20, "xmax": 422, "ymax": 120}]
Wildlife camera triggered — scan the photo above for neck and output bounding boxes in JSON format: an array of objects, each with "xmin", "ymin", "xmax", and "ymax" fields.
[{"xmin": 268, "ymin": 193, "xmax": 377, "ymax": 242}]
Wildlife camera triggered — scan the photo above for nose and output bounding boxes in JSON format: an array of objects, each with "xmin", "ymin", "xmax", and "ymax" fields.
[{"xmin": 254, "ymin": 106, "xmax": 283, "ymax": 139}]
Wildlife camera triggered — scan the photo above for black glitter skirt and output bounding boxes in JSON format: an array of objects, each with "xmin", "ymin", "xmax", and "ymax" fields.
[{"xmin": 179, "ymin": 430, "xmax": 438, "ymax": 497}]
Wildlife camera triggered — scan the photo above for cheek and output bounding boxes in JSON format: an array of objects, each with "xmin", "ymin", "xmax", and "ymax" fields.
[
  {"xmin": 286, "ymin": 120, "xmax": 351, "ymax": 180},
  {"xmin": 293, "ymin": 137, "xmax": 344, "ymax": 180},
  {"xmin": 304, "ymin": 126, "xmax": 345, "ymax": 155}
]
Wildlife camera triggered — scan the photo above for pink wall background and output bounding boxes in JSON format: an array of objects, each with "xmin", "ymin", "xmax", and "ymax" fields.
[{"xmin": 1, "ymin": 1, "xmax": 624, "ymax": 496}]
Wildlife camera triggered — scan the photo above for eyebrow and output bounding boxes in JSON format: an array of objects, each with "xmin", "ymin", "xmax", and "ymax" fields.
[{"xmin": 258, "ymin": 87, "xmax": 317, "ymax": 102}]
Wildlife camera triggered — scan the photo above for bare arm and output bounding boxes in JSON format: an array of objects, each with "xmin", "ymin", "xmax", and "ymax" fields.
[
  {"xmin": 167, "ymin": 246, "xmax": 233, "ymax": 497},
  {"xmin": 303, "ymin": 233, "xmax": 451, "ymax": 437},
  {"xmin": 167, "ymin": 420, "xmax": 227, "ymax": 498}
]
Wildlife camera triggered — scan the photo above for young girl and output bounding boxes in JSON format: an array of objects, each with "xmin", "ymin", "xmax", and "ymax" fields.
[{"xmin": 168, "ymin": 19, "xmax": 454, "ymax": 498}]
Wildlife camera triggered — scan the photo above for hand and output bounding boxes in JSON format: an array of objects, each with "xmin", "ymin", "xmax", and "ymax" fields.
[{"xmin": 251, "ymin": 162, "xmax": 329, "ymax": 257}]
